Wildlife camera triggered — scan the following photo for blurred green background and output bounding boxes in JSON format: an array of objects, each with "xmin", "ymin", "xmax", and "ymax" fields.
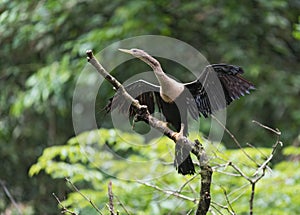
[{"xmin": 1, "ymin": 0, "xmax": 300, "ymax": 214}]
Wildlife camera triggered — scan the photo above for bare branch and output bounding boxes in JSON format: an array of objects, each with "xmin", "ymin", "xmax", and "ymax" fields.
[
  {"xmin": 115, "ymin": 195, "xmax": 131, "ymax": 215},
  {"xmin": 87, "ymin": 50, "xmax": 212, "ymax": 215},
  {"xmin": 210, "ymin": 201, "xmax": 235, "ymax": 215},
  {"xmin": 209, "ymin": 119, "xmax": 282, "ymax": 215},
  {"xmin": 252, "ymin": 120, "xmax": 281, "ymax": 136},
  {"xmin": 177, "ymin": 173, "xmax": 199, "ymax": 194},
  {"xmin": 65, "ymin": 178, "xmax": 103, "ymax": 215},
  {"xmin": 211, "ymin": 115, "xmax": 259, "ymax": 166},
  {"xmin": 248, "ymin": 121, "xmax": 282, "ymax": 215},
  {"xmin": 228, "ymin": 162, "xmax": 252, "ymax": 182},
  {"xmin": 52, "ymin": 193, "xmax": 78, "ymax": 215},
  {"xmin": 137, "ymin": 181, "xmax": 197, "ymax": 203},
  {"xmin": 249, "ymin": 183, "xmax": 255, "ymax": 215},
  {"xmin": 0, "ymin": 180, "xmax": 22, "ymax": 215},
  {"xmin": 221, "ymin": 186, "xmax": 236, "ymax": 214},
  {"xmin": 108, "ymin": 181, "xmax": 116, "ymax": 215}
]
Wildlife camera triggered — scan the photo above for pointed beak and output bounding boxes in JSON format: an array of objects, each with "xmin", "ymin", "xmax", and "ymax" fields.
[{"xmin": 118, "ymin": 48, "xmax": 132, "ymax": 54}]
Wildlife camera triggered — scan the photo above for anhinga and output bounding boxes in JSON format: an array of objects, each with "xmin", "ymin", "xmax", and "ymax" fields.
[{"xmin": 106, "ymin": 48, "xmax": 255, "ymax": 175}]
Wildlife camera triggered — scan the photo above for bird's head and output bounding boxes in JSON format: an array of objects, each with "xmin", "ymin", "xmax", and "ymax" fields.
[{"xmin": 118, "ymin": 48, "xmax": 160, "ymax": 69}]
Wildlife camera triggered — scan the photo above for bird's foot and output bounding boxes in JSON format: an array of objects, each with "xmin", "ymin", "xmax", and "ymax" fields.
[{"xmin": 172, "ymin": 123, "xmax": 185, "ymax": 142}]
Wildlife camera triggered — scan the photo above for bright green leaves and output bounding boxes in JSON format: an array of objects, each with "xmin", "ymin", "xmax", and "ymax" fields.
[
  {"xmin": 10, "ymin": 56, "xmax": 71, "ymax": 116},
  {"xmin": 293, "ymin": 17, "xmax": 300, "ymax": 40},
  {"xmin": 30, "ymin": 127, "xmax": 300, "ymax": 214}
]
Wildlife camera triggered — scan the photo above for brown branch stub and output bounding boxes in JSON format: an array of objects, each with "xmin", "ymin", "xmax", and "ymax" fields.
[
  {"xmin": 108, "ymin": 181, "xmax": 116, "ymax": 215},
  {"xmin": 195, "ymin": 140, "xmax": 213, "ymax": 215},
  {"xmin": 86, "ymin": 49, "xmax": 93, "ymax": 61},
  {"xmin": 197, "ymin": 171, "xmax": 212, "ymax": 215}
]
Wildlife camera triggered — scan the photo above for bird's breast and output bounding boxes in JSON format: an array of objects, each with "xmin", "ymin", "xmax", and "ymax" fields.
[
  {"xmin": 160, "ymin": 85, "xmax": 185, "ymax": 103},
  {"xmin": 160, "ymin": 93, "xmax": 174, "ymax": 103},
  {"xmin": 157, "ymin": 75, "xmax": 185, "ymax": 103}
]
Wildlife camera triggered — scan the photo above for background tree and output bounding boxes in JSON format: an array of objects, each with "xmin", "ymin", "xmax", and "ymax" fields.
[{"xmin": 0, "ymin": 0, "xmax": 299, "ymax": 214}]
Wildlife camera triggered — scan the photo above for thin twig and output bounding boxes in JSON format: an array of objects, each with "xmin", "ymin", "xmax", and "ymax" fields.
[
  {"xmin": 226, "ymin": 183, "xmax": 249, "ymax": 201},
  {"xmin": 178, "ymin": 172, "xmax": 199, "ymax": 194},
  {"xmin": 115, "ymin": 195, "xmax": 131, "ymax": 215},
  {"xmin": 137, "ymin": 181, "xmax": 197, "ymax": 203},
  {"xmin": 211, "ymin": 115, "xmax": 259, "ymax": 166},
  {"xmin": 52, "ymin": 193, "xmax": 78, "ymax": 215},
  {"xmin": 211, "ymin": 119, "xmax": 282, "ymax": 215},
  {"xmin": 0, "ymin": 180, "xmax": 22, "ymax": 215},
  {"xmin": 209, "ymin": 204, "xmax": 223, "ymax": 215},
  {"xmin": 220, "ymin": 186, "xmax": 236, "ymax": 214},
  {"xmin": 210, "ymin": 201, "xmax": 235, "ymax": 215},
  {"xmin": 252, "ymin": 120, "xmax": 281, "ymax": 136},
  {"xmin": 108, "ymin": 181, "xmax": 116, "ymax": 215},
  {"xmin": 65, "ymin": 178, "xmax": 103, "ymax": 215},
  {"xmin": 228, "ymin": 162, "xmax": 251, "ymax": 182},
  {"xmin": 249, "ymin": 121, "xmax": 282, "ymax": 215}
]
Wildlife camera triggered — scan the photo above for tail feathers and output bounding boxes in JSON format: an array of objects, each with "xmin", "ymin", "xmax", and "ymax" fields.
[{"xmin": 174, "ymin": 144, "xmax": 195, "ymax": 175}]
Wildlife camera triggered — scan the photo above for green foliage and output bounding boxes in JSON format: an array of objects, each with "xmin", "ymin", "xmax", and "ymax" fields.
[
  {"xmin": 293, "ymin": 17, "xmax": 300, "ymax": 40},
  {"xmin": 1, "ymin": 0, "xmax": 299, "ymax": 213},
  {"xmin": 30, "ymin": 128, "xmax": 300, "ymax": 214},
  {"xmin": 11, "ymin": 56, "xmax": 71, "ymax": 116},
  {"xmin": 30, "ymin": 128, "xmax": 195, "ymax": 214}
]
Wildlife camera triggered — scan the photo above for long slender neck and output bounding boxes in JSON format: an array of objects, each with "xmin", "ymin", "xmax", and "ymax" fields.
[{"xmin": 143, "ymin": 56, "xmax": 184, "ymax": 102}]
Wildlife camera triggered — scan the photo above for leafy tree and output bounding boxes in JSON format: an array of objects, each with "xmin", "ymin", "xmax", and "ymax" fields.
[
  {"xmin": 30, "ymin": 128, "xmax": 300, "ymax": 214},
  {"xmin": 0, "ymin": 0, "xmax": 299, "ymax": 213}
]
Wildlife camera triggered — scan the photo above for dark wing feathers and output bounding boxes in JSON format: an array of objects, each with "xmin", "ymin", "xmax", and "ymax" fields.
[
  {"xmin": 185, "ymin": 64, "xmax": 255, "ymax": 118},
  {"xmin": 105, "ymin": 64, "xmax": 254, "ymax": 120},
  {"xmin": 216, "ymin": 65, "xmax": 255, "ymax": 103},
  {"xmin": 105, "ymin": 80, "xmax": 162, "ymax": 116}
]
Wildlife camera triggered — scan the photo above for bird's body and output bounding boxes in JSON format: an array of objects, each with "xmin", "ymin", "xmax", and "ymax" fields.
[{"xmin": 106, "ymin": 48, "xmax": 255, "ymax": 175}]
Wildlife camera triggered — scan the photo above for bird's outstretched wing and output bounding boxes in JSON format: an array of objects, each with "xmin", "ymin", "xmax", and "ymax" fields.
[
  {"xmin": 105, "ymin": 80, "xmax": 163, "ymax": 116},
  {"xmin": 185, "ymin": 64, "xmax": 255, "ymax": 118}
]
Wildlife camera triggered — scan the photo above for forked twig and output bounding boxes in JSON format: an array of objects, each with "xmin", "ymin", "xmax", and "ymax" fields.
[
  {"xmin": 65, "ymin": 178, "xmax": 103, "ymax": 215},
  {"xmin": 115, "ymin": 195, "xmax": 131, "ymax": 215},
  {"xmin": 137, "ymin": 180, "xmax": 197, "ymax": 203},
  {"xmin": 52, "ymin": 193, "xmax": 78, "ymax": 215},
  {"xmin": 209, "ymin": 118, "xmax": 282, "ymax": 215},
  {"xmin": 211, "ymin": 114, "xmax": 259, "ymax": 166},
  {"xmin": 0, "ymin": 180, "xmax": 22, "ymax": 215}
]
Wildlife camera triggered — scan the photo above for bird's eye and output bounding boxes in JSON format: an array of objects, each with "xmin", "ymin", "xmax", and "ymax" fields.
[{"xmin": 132, "ymin": 49, "xmax": 137, "ymax": 52}]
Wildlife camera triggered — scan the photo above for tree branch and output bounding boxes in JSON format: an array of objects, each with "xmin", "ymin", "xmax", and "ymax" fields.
[
  {"xmin": 108, "ymin": 181, "xmax": 117, "ymax": 215},
  {"xmin": 86, "ymin": 50, "xmax": 213, "ymax": 215},
  {"xmin": 137, "ymin": 181, "xmax": 197, "ymax": 203},
  {"xmin": 52, "ymin": 193, "xmax": 78, "ymax": 215},
  {"xmin": 0, "ymin": 180, "xmax": 22, "ymax": 215},
  {"xmin": 65, "ymin": 178, "xmax": 103, "ymax": 215}
]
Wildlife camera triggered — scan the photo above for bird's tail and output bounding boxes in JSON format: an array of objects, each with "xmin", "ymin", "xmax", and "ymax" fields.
[{"xmin": 174, "ymin": 144, "xmax": 195, "ymax": 175}]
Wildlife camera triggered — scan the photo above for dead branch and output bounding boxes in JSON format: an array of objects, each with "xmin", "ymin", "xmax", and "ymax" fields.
[
  {"xmin": 0, "ymin": 180, "xmax": 22, "ymax": 215},
  {"xmin": 209, "ymin": 117, "xmax": 282, "ymax": 214},
  {"xmin": 114, "ymin": 195, "xmax": 131, "ymax": 215},
  {"xmin": 248, "ymin": 121, "xmax": 282, "ymax": 215},
  {"xmin": 211, "ymin": 115, "xmax": 259, "ymax": 166},
  {"xmin": 86, "ymin": 50, "xmax": 212, "ymax": 215},
  {"xmin": 137, "ymin": 181, "xmax": 196, "ymax": 202},
  {"xmin": 65, "ymin": 178, "xmax": 103, "ymax": 215},
  {"xmin": 52, "ymin": 193, "xmax": 78, "ymax": 215},
  {"xmin": 108, "ymin": 181, "xmax": 117, "ymax": 215},
  {"xmin": 210, "ymin": 200, "xmax": 236, "ymax": 215}
]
